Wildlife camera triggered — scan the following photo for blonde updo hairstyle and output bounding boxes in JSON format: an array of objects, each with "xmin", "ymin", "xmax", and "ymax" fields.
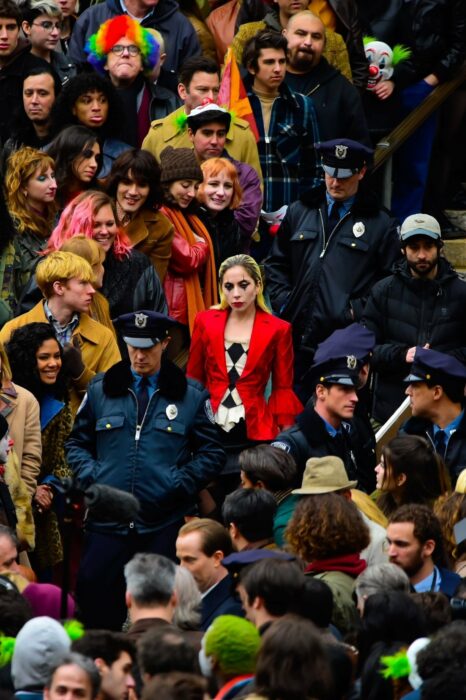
[{"xmin": 215, "ymin": 254, "xmax": 270, "ymax": 314}]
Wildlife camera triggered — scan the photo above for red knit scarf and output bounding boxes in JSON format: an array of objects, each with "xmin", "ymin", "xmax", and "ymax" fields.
[{"xmin": 305, "ymin": 553, "xmax": 367, "ymax": 577}]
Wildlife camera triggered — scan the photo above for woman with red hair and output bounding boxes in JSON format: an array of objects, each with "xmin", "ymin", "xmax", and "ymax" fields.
[{"xmin": 197, "ymin": 157, "xmax": 246, "ymax": 271}]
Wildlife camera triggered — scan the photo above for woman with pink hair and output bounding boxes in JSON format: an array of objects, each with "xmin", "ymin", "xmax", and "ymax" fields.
[{"xmin": 20, "ymin": 191, "xmax": 166, "ymax": 344}]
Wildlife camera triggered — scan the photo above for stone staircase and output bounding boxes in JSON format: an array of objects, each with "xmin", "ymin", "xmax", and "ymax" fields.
[{"xmin": 443, "ymin": 210, "xmax": 466, "ymax": 275}]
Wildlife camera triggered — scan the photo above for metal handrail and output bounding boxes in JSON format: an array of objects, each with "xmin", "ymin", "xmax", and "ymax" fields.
[{"xmin": 373, "ymin": 64, "xmax": 466, "ymax": 173}]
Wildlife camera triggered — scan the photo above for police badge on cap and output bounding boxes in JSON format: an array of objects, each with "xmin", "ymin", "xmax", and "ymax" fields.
[
  {"xmin": 315, "ymin": 138, "xmax": 374, "ymax": 179},
  {"xmin": 113, "ymin": 310, "xmax": 178, "ymax": 348}
]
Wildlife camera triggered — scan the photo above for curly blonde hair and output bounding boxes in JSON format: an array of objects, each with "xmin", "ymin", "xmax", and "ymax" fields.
[
  {"xmin": 285, "ymin": 493, "xmax": 370, "ymax": 562},
  {"xmin": 5, "ymin": 147, "xmax": 57, "ymax": 238}
]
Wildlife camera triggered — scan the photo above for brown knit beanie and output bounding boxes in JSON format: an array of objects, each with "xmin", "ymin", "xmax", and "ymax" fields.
[{"xmin": 159, "ymin": 146, "xmax": 203, "ymax": 183}]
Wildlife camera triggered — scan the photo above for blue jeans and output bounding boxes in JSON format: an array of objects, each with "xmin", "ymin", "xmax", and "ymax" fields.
[{"xmin": 391, "ymin": 80, "xmax": 438, "ymax": 221}]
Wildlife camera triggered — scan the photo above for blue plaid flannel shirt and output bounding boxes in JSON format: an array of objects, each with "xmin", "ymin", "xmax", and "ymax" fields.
[{"xmin": 247, "ymin": 81, "xmax": 323, "ymax": 212}]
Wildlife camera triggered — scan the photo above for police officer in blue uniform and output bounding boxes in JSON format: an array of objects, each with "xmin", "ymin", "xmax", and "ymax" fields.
[
  {"xmin": 265, "ymin": 138, "xmax": 400, "ymax": 401},
  {"xmin": 272, "ymin": 323, "xmax": 377, "ymax": 493},
  {"xmin": 67, "ymin": 310, "xmax": 225, "ymax": 629},
  {"xmin": 401, "ymin": 347, "xmax": 466, "ymax": 485}
]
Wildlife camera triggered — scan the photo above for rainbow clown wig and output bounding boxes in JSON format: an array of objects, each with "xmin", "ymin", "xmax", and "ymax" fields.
[{"xmin": 85, "ymin": 15, "xmax": 159, "ymax": 75}]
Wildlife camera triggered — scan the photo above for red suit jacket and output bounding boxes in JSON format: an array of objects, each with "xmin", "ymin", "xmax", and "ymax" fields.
[{"xmin": 187, "ymin": 307, "xmax": 303, "ymax": 441}]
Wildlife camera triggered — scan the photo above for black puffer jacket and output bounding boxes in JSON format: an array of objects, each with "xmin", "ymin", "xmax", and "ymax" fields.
[
  {"xmin": 265, "ymin": 185, "xmax": 400, "ymax": 357},
  {"xmin": 401, "ymin": 411, "xmax": 466, "ymax": 484},
  {"xmin": 363, "ymin": 258, "xmax": 466, "ymax": 423}
]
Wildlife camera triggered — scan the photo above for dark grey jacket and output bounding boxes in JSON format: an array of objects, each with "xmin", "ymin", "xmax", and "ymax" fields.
[
  {"xmin": 265, "ymin": 186, "xmax": 400, "ymax": 357},
  {"xmin": 364, "ymin": 258, "xmax": 466, "ymax": 422}
]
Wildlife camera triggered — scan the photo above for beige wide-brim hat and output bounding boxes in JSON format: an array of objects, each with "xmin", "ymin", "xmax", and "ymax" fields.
[{"xmin": 292, "ymin": 455, "xmax": 357, "ymax": 495}]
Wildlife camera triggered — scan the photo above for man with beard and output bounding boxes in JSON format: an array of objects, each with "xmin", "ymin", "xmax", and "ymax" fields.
[
  {"xmin": 283, "ymin": 12, "xmax": 370, "ymax": 145},
  {"xmin": 387, "ymin": 503, "xmax": 460, "ymax": 596},
  {"xmin": 363, "ymin": 214, "xmax": 466, "ymax": 424}
]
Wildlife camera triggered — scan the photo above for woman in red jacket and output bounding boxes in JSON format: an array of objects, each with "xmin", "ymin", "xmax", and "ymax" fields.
[{"xmin": 187, "ymin": 254, "xmax": 302, "ymax": 475}]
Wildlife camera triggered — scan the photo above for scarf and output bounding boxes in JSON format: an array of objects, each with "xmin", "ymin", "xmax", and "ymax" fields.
[
  {"xmin": 305, "ymin": 553, "xmax": 367, "ymax": 578},
  {"xmin": 161, "ymin": 205, "xmax": 217, "ymax": 333}
]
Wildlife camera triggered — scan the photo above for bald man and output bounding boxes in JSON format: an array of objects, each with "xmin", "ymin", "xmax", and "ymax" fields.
[{"xmin": 284, "ymin": 11, "xmax": 370, "ymax": 145}]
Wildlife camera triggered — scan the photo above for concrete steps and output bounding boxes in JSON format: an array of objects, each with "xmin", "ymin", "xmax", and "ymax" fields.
[{"xmin": 443, "ymin": 210, "xmax": 466, "ymax": 275}]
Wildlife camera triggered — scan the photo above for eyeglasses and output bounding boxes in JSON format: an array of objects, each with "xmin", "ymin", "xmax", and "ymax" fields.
[
  {"xmin": 32, "ymin": 20, "xmax": 63, "ymax": 31},
  {"xmin": 110, "ymin": 44, "xmax": 141, "ymax": 56}
]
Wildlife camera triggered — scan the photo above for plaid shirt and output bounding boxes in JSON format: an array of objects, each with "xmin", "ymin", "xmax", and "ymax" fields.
[
  {"xmin": 44, "ymin": 301, "xmax": 80, "ymax": 346},
  {"xmin": 247, "ymin": 80, "xmax": 323, "ymax": 211}
]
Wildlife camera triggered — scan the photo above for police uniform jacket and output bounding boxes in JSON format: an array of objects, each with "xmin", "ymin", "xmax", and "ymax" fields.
[
  {"xmin": 265, "ymin": 185, "xmax": 400, "ymax": 357},
  {"xmin": 272, "ymin": 404, "xmax": 376, "ymax": 493},
  {"xmin": 66, "ymin": 357, "xmax": 225, "ymax": 533},
  {"xmin": 363, "ymin": 258, "xmax": 466, "ymax": 423},
  {"xmin": 401, "ymin": 410, "xmax": 466, "ymax": 484}
]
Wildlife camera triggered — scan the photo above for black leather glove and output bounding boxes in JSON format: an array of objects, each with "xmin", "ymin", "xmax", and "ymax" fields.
[{"xmin": 62, "ymin": 336, "xmax": 85, "ymax": 379}]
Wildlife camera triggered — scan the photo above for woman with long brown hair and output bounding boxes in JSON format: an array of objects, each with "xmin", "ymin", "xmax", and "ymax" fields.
[
  {"xmin": 375, "ymin": 435, "xmax": 450, "ymax": 517},
  {"xmin": 159, "ymin": 146, "xmax": 217, "ymax": 334}
]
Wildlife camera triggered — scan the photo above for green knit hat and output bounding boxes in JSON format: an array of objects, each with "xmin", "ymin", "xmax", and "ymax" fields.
[{"xmin": 204, "ymin": 615, "xmax": 260, "ymax": 676}]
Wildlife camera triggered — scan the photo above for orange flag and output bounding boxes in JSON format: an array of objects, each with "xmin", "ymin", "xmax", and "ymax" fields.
[{"xmin": 218, "ymin": 48, "xmax": 259, "ymax": 142}]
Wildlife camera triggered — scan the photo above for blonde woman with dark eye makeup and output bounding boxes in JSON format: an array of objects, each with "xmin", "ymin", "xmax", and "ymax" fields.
[{"xmin": 187, "ymin": 254, "xmax": 302, "ymax": 477}]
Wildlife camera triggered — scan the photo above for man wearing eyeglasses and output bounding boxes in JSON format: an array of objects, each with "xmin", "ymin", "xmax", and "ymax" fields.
[
  {"xmin": 0, "ymin": 0, "xmax": 51, "ymax": 144},
  {"xmin": 21, "ymin": 0, "xmax": 76, "ymax": 86},
  {"xmin": 85, "ymin": 16, "xmax": 179, "ymax": 147},
  {"xmin": 68, "ymin": 0, "xmax": 200, "ymax": 94}
]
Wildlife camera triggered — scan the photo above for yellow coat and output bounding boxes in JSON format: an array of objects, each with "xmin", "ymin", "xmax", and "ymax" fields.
[
  {"xmin": 142, "ymin": 106, "xmax": 263, "ymax": 185},
  {"xmin": 0, "ymin": 303, "xmax": 121, "ymax": 415}
]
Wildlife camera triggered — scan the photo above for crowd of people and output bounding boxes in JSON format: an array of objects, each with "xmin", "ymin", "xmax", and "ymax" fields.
[{"xmin": 0, "ymin": 0, "xmax": 465, "ymax": 697}]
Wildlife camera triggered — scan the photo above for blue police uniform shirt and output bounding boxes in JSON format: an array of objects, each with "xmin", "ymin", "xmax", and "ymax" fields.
[
  {"xmin": 131, "ymin": 370, "xmax": 159, "ymax": 399},
  {"xmin": 326, "ymin": 193, "xmax": 356, "ymax": 219},
  {"xmin": 433, "ymin": 411, "xmax": 463, "ymax": 442},
  {"xmin": 322, "ymin": 418, "xmax": 351, "ymax": 438}
]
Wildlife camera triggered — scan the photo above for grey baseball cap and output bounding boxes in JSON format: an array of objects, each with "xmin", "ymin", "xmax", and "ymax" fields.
[{"xmin": 400, "ymin": 214, "xmax": 441, "ymax": 242}]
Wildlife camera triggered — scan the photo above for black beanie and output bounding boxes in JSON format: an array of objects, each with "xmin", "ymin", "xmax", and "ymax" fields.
[{"xmin": 159, "ymin": 146, "xmax": 203, "ymax": 184}]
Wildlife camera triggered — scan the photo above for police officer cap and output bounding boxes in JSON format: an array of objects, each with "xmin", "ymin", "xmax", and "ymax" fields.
[
  {"xmin": 313, "ymin": 324, "xmax": 375, "ymax": 368},
  {"xmin": 307, "ymin": 326, "xmax": 370, "ymax": 388},
  {"xmin": 315, "ymin": 138, "xmax": 374, "ymax": 178},
  {"xmin": 222, "ymin": 549, "xmax": 297, "ymax": 579},
  {"xmin": 404, "ymin": 347, "xmax": 466, "ymax": 386},
  {"xmin": 113, "ymin": 310, "xmax": 177, "ymax": 348}
]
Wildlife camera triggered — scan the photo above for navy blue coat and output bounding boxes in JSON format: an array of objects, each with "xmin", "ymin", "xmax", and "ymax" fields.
[
  {"xmin": 200, "ymin": 574, "xmax": 244, "ymax": 631},
  {"xmin": 66, "ymin": 358, "xmax": 225, "ymax": 533}
]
